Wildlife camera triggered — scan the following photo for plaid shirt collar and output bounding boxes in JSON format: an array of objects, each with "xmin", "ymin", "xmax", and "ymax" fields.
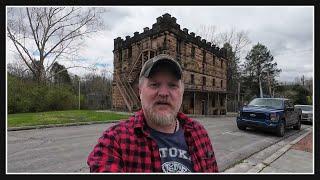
[{"xmin": 132, "ymin": 109, "xmax": 194, "ymax": 136}]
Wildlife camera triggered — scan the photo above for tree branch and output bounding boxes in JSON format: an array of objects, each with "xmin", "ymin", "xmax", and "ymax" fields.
[
  {"xmin": 45, "ymin": 65, "xmax": 93, "ymax": 80},
  {"xmin": 45, "ymin": 38, "xmax": 74, "ymax": 72},
  {"xmin": 26, "ymin": 8, "xmax": 41, "ymax": 53},
  {"xmin": 8, "ymin": 31, "xmax": 36, "ymax": 76},
  {"xmin": 7, "ymin": 27, "xmax": 35, "ymax": 64},
  {"xmin": 43, "ymin": 13, "xmax": 95, "ymax": 59}
]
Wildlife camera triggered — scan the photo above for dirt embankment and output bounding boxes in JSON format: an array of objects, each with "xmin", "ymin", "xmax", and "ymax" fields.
[{"xmin": 291, "ymin": 133, "xmax": 313, "ymax": 153}]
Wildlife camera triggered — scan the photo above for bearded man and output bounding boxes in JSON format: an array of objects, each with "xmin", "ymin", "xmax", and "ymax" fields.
[{"xmin": 87, "ymin": 54, "xmax": 218, "ymax": 173}]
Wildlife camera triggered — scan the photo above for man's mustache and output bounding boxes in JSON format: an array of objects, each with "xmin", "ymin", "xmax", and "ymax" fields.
[{"xmin": 154, "ymin": 100, "xmax": 172, "ymax": 106}]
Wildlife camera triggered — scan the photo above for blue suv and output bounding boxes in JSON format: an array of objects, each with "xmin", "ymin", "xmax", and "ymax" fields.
[{"xmin": 236, "ymin": 98, "xmax": 301, "ymax": 137}]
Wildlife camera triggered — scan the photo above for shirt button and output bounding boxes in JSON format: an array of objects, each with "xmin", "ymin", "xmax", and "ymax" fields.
[
  {"xmin": 190, "ymin": 146, "xmax": 195, "ymax": 152},
  {"xmin": 207, "ymin": 151, "xmax": 213, "ymax": 158}
]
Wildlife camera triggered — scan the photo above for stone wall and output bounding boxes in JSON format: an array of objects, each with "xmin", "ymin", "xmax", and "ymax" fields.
[{"xmin": 112, "ymin": 83, "xmax": 127, "ymax": 110}]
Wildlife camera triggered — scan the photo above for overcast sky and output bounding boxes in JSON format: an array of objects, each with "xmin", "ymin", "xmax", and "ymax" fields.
[{"xmin": 6, "ymin": 6, "xmax": 314, "ymax": 82}]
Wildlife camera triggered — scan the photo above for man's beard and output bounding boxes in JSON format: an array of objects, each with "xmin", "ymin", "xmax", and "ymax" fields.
[{"xmin": 144, "ymin": 104, "xmax": 178, "ymax": 126}]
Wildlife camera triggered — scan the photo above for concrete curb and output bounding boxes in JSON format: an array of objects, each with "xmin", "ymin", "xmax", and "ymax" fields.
[
  {"xmin": 7, "ymin": 120, "xmax": 120, "ymax": 131},
  {"xmin": 246, "ymin": 128, "xmax": 312, "ymax": 173},
  {"xmin": 8, "ymin": 113, "xmax": 237, "ymax": 132},
  {"xmin": 187, "ymin": 114, "xmax": 237, "ymax": 118}
]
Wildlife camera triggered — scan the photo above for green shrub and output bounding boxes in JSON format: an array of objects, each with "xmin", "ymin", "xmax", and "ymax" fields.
[
  {"xmin": 8, "ymin": 75, "xmax": 34, "ymax": 113},
  {"xmin": 8, "ymin": 74, "xmax": 78, "ymax": 113},
  {"xmin": 45, "ymin": 85, "xmax": 78, "ymax": 110},
  {"xmin": 306, "ymin": 96, "xmax": 312, "ymax": 105}
]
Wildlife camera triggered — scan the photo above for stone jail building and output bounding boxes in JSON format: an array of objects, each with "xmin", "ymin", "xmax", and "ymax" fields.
[{"xmin": 112, "ymin": 13, "xmax": 228, "ymax": 115}]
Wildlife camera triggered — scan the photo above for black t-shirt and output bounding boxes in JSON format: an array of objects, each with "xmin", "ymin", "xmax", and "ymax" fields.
[{"xmin": 150, "ymin": 125, "xmax": 194, "ymax": 173}]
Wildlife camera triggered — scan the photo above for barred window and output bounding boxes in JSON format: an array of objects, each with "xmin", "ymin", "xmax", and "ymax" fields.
[
  {"xmin": 128, "ymin": 46, "xmax": 132, "ymax": 58},
  {"xmin": 213, "ymin": 55, "xmax": 216, "ymax": 65},
  {"xmin": 191, "ymin": 74, "xmax": 194, "ymax": 84},
  {"xmin": 191, "ymin": 46, "xmax": 195, "ymax": 58}
]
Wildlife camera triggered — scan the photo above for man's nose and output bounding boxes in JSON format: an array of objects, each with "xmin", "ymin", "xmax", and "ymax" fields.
[{"xmin": 158, "ymin": 85, "xmax": 169, "ymax": 96}]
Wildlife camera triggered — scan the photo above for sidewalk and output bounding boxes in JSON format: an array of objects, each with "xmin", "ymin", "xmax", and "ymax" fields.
[
  {"xmin": 224, "ymin": 127, "xmax": 313, "ymax": 174},
  {"xmin": 259, "ymin": 132, "xmax": 313, "ymax": 173}
]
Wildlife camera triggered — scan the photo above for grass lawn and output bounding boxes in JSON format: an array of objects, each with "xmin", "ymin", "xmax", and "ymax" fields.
[{"xmin": 7, "ymin": 110, "xmax": 130, "ymax": 127}]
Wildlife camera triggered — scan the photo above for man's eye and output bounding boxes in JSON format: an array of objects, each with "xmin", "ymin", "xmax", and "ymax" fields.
[
  {"xmin": 169, "ymin": 83, "xmax": 178, "ymax": 88},
  {"xmin": 149, "ymin": 83, "xmax": 158, "ymax": 87}
]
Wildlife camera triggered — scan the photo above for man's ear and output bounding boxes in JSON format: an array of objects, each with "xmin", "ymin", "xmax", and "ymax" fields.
[
  {"xmin": 138, "ymin": 82, "xmax": 142, "ymax": 95},
  {"xmin": 180, "ymin": 80, "xmax": 185, "ymax": 92}
]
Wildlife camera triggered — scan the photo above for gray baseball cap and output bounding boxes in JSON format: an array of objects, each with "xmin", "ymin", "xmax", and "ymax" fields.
[{"xmin": 139, "ymin": 54, "xmax": 182, "ymax": 79}]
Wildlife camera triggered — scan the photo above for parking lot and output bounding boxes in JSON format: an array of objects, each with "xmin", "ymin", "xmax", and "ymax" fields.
[{"xmin": 7, "ymin": 116, "xmax": 312, "ymax": 173}]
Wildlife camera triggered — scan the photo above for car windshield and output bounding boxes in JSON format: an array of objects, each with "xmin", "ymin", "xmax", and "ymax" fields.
[
  {"xmin": 248, "ymin": 98, "xmax": 283, "ymax": 109},
  {"xmin": 295, "ymin": 105, "xmax": 313, "ymax": 111}
]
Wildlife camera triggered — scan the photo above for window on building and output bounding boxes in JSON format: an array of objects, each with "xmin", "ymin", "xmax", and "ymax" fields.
[
  {"xmin": 191, "ymin": 46, "xmax": 195, "ymax": 58},
  {"xmin": 122, "ymin": 50, "xmax": 126, "ymax": 61},
  {"xmin": 212, "ymin": 97, "xmax": 216, "ymax": 107},
  {"xmin": 150, "ymin": 51, "xmax": 155, "ymax": 59},
  {"xmin": 190, "ymin": 96, "xmax": 194, "ymax": 108},
  {"xmin": 220, "ymin": 96, "xmax": 224, "ymax": 106},
  {"xmin": 221, "ymin": 80, "xmax": 223, "ymax": 88},
  {"xmin": 213, "ymin": 55, "xmax": 216, "ymax": 65},
  {"xmin": 119, "ymin": 50, "xmax": 122, "ymax": 62},
  {"xmin": 143, "ymin": 51, "xmax": 149, "ymax": 61},
  {"xmin": 212, "ymin": 78, "xmax": 215, "ymax": 87},
  {"xmin": 203, "ymin": 76, "xmax": 206, "ymax": 86},
  {"xmin": 176, "ymin": 39, "xmax": 181, "ymax": 55},
  {"xmin": 203, "ymin": 50, "xmax": 206, "ymax": 63},
  {"xmin": 128, "ymin": 46, "xmax": 132, "ymax": 58},
  {"xmin": 191, "ymin": 74, "xmax": 194, "ymax": 84}
]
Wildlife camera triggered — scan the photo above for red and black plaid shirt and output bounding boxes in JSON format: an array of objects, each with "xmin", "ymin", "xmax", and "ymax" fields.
[{"xmin": 87, "ymin": 109, "xmax": 218, "ymax": 173}]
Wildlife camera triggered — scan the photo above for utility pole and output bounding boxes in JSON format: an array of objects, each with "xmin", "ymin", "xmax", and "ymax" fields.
[
  {"xmin": 301, "ymin": 75, "xmax": 306, "ymax": 103},
  {"xmin": 237, "ymin": 82, "xmax": 240, "ymax": 108},
  {"xmin": 78, "ymin": 78, "xmax": 81, "ymax": 110},
  {"xmin": 259, "ymin": 74, "xmax": 263, "ymax": 98}
]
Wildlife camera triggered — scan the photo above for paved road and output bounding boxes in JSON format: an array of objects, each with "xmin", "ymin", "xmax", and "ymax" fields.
[{"xmin": 7, "ymin": 116, "xmax": 310, "ymax": 173}]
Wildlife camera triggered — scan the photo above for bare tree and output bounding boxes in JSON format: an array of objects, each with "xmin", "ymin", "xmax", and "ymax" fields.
[
  {"xmin": 196, "ymin": 25, "xmax": 218, "ymax": 45},
  {"xmin": 197, "ymin": 25, "xmax": 251, "ymax": 110},
  {"xmin": 197, "ymin": 25, "xmax": 251, "ymax": 59},
  {"xmin": 7, "ymin": 62, "xmax": 32, "ymax": 79},
  {"xmin": 7, "ymin": 7, "xmax": 106, "ymax": 83}
]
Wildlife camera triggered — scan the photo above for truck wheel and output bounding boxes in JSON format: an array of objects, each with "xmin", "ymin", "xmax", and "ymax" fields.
[
  {"xmin": 293, "ymin": 118, "xmax": 301, "ymax": 130},
  {"xmin": 276, "ymin": 121, "xmax": 285, "ymax": 137},
  {"xmin": 237, "ymin": 124, "xmax": 246, "ymax": 130}
]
